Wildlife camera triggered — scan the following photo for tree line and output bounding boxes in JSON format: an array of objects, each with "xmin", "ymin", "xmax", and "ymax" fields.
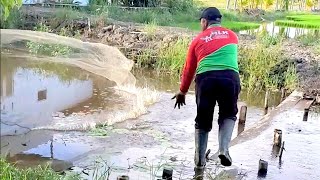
[{"xmin": 225, "ymin": 0, "xmax": 320, "ymax": 11}]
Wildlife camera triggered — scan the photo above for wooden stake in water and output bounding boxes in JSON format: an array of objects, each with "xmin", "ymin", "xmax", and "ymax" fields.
[
  {"xmin": 279, "ymin": 141, "xmax": 285, "ymax": 162},
  {"xmin": 117, "ymin": 175, "xmax": 129, "ymax": 180},
  {"xmin": 264, "ymin": 90, "xmax": 269, "ymax": 111},
  {"xmin": 162, "ymin": 168, "xmax": 173, "ymax": 180},
  {"xmin": 280, "ymin": 88, "xmax": 286, "ymax": 102},
  {"xmin": 273, "ymin": 129, "xmax": 282, "ymax": 146},
  {"xmin": 237, "ymin": 123, "xmax": 245, "ymax": 135},
  {"xmin": 303, "ymin": 108, "xmax": 309, "ymax": 121},
  {"xmin": 258, "ymin": 159, "xmax": 268, "ymax": 177},
  {"xmin": 239, "ymin": 105, "xmax": 247, "ymax": 124}
]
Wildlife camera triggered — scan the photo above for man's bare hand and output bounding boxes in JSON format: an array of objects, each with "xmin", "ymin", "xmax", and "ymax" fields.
[{"xmin": 172, "ymin": 92, "xmax": 186, "ymax": 109}]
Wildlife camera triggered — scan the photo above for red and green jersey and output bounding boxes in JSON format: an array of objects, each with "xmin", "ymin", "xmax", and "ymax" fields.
[{"xmin": 180, "ymin": 25, "xmax": 239, "ymax": 93}]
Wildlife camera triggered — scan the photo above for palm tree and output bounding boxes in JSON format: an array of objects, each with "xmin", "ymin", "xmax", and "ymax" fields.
[{"xmin": 226, "ymin": 0, "xmax": 232, "ymax": 9}]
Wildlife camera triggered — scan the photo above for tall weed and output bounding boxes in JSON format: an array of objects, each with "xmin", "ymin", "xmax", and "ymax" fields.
[
  {"xmin": 284, "ymin": 64, "xmax": 298, "ymax": 92},
  {"xmin": 297, "ymin": 32, "xmax": 320, "ymax": 46},
  {"xmin": 239, "ymin": 43, "xmax": 282, "ymax": 92},
  {"xmin": 157, "ymin": 38, "xmax": 190, "ymax": 74}
]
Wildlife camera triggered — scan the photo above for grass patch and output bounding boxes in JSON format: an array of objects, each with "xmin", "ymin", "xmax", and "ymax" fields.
[
  {"xmin": 156, "ymin": 38, "xmax": 190, "ymax": 74},
  {"xmin": 144, "ymin": 20, "xmax": 158, "ymax": 38},
  {"xmin": 91, "ymin": 5, "xmax": 261, "ymax": 31},
  {"xmin": 297, "ymin": 32, "xmax": 320, "ymax": 46},
  {"xmin": 275, "ymin": 15, "xmax": 320, "ymax": 29},
  {"xmin": 286, "ymin": 15, "xmax": 320, "ymax": 21},
  {"xmin": 275, "ymin": 20, "xmax": 320, "ymax": 29},
  {"xmin": 284, "ymin": 64, "xmax": 298, "ymax": 92},
  {"xmin": 0, "ymin": 158, "xmax": 64, "ymax": 180},
  {"xmin": 177, "ymin": 21, "xmax": 260, "ymax": 32},
  {"xmin": 238, "ymin": 43, "xmax": 283, "ymax": 92}
]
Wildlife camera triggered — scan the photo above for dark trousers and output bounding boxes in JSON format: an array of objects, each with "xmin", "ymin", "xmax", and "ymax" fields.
[{"xmin": 195, "ymin": 70, "xmax": 241, "ymax": 132}]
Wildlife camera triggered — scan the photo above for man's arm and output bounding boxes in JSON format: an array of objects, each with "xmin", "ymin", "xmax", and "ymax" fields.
[{"xmin": 180, "ymin": 40, "xmax": 197, "ymax": 94}]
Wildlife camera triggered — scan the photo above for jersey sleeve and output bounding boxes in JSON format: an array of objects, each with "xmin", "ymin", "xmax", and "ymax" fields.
[{"xmin": 180, "ymin": 38, "xmax": 198, "ymax": 93}]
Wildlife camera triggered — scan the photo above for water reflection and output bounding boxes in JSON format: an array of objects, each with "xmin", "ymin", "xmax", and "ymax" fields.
[
  {"xmin": 240, "ymin": 22, "xmax": 319, "ymax": 38},
  {"xmin": 0, "ymin": 56, "xmax": 117, "ymax": 136}
]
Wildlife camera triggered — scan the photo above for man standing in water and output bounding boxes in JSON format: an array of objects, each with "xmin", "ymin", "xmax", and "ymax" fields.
[{"xmin": 172, "ymin": 7, "xmax": 241, "ymax": 178}]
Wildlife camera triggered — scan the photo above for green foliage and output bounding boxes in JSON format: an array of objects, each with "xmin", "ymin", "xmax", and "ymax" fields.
[
  {"xmin": 284, "ymin": 64, "xmax": 298, "ymax": 92},
  {"xmin": 0, "ymin": 7, "xmax": 22, "ymax": 29},
  {"xmin": 26, "ymin": 23, "xmax": 72, "ymax": 56},
  {"xmin": 89, "ymin": 128, "xmax": 110, "ymax": 136},
  {"xmin": 297, "ymin": 32, "xmax": 320, "ymax": 46},
  {"xmin": 156, "ymin": 38, "xmax": 190, "ymax": 73},
  {"xmin": 0, "ymin": 0, "xmax": 22, "ymax": 20},
  {"xmin": 275, "ymin": 20, "xmax": 320, "ymax": 29},
  {"xmin": 144, "ymin": 19, "xmax": 158, "ymax": 38},
  {"xmin": 136, "ymin": 49, "xmax": 155, "ymax": 68},
  {"xmin": 238, "ymin": 43, "xmax": 283, "ymax": 92},
  {"xmin": 275, "ymin": 15, "xmax": 320, "ymax": 29},
  {"xmin": 177, "ymin": 21, "xmax": 260, "ymax": 32},
  {"xmin": 257, "ymin": 29, "xmax": 284, "ymax": 47},
  {"xmin": 164, "ymin": 0, "xmax": 195, "ymax": 11},
  {"xmin": 0, "ymin": 158, "xmax": 62, "ymax": 180},
  {"xmin": 287, "ymin": 15, "xmax": 320, "ymax": 21}
]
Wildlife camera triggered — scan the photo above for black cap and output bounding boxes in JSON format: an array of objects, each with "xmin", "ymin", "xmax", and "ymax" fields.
[{"xmin": 199, "ymin": 7, "xmax": 222, "ymax": 21}]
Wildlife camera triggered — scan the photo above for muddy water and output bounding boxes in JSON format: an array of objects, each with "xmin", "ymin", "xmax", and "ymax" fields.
[
  {"xmin": 0, "ymin": 57, "xmax": 125, "ymax": 135},
  {"xmin": 229, "ymin": 107, "xmax": 320, "ymax": 180},
  {"xmin": 2, "ymin": 57, "xmax": 310, "ymax": 179}
]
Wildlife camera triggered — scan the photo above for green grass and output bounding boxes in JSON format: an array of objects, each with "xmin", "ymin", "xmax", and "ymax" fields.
[
  {"xmin": 0, "ymin": 158, "xmax": 64, "ymax": 180},
  {"xmin": 286, "ymin": 15, "xmax": 320, "ymax": 21},
  {"xmin": 177, "ymin": 21, "xmax": 260, "ymax": 32},
  {"xmin": 156, "ymin": 38, "xmax": 190, "ymax": 74},
  {"xmin": 275, "ymin": 14, "xmax": 320, "ymax": 29},
  {"xmin": 275, "ymin": 20, "xmax": 320, "ymax": 29},
  {"xmin": 297, "ymin": 32, "xmax": 320, "ymax": 46}
]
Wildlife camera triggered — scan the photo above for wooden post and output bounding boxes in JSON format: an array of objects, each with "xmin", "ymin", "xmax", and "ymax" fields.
[
  {"xmin": 258, "ymin": 159, "xmax": 268, "ymax": 177},
  {"xmin": 87, "ymin": 17, "xmax": 91, "ymax": 32},
  {"xmin": 117, "ymin": 175, "xmax": 129, "ymax": 180},
  {"xmin": 272, "ymin": 144, "xmax": 281, "ymax": 157},
  {"xmin": 239, "ymin": 106, "xmax": 247, "ymax": 124},
  {"xmin": 264, "ymin": 90, "xmax": 269, "ymax": 111},
  {"xmin": 162, "ymin": 168, "xmax": 173, "ymax": 180},
  {"xmin": 205, "ymin": 149, "xmax": 211, "ymax": 160},
  {"xmin": 238, "ymin": 124, "xmax": 245, "ymax": 135},
  {"xmin": 316, "ymin": 94, "xmax": 320, "ymax": 104},
  {"xmin": 303, "ymin": 108, "xmax": 309, "ymax": 121},
  {"xmin": 273, "ymin": 129, "xmax": 282, "ymax": 146},
  {"xmin": 279, "ymin": 141, "xmax": 285, "ymax": 162},
  {"xmin": 264, "ymin": 90, "xmax": 269, "ymax": 115},
  {"xmin": 280, "ymin": 88, "xmax": 286, "ymax": 102}
]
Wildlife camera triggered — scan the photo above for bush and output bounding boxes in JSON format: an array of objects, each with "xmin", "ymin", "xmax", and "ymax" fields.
[{"xmin": 0, "ymin": 8, "xmax": 22, "ymax": 29}]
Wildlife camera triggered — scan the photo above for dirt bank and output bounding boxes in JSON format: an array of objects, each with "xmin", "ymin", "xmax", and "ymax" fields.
[{"xmin": 85, "ymin": 23, "xmax": 320, "ymax": 97}]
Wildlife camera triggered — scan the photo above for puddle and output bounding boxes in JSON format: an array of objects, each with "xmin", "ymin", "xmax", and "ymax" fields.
[{"xmin": 0, "ymin": 56, "xmax": 130, "ymax": 135}]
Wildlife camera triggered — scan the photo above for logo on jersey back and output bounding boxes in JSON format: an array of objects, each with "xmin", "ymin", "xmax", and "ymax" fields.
[{"xmin": 200, "ymin": 30, "xmax": 229, "ymax": 43}]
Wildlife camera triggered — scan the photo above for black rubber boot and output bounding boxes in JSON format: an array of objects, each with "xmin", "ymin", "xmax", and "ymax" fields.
[
  {"xmin": 193, "ymin": 129, "xmax": 209, "ymax": 179},
  {"xmin": 218, "ymin": 118, "xmax": 235, "ymax": 166}
]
